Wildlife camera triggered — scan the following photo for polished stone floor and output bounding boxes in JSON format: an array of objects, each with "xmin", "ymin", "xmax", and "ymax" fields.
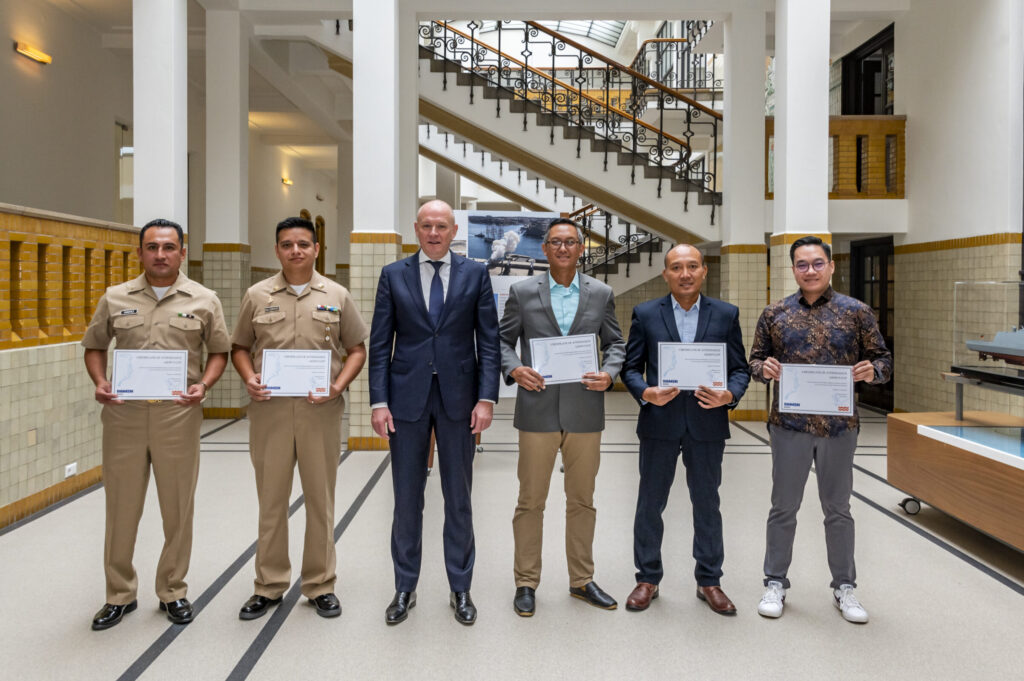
[{"xmin": 1, "ymin": 393, "xmax": 1022, "ymax": 680}]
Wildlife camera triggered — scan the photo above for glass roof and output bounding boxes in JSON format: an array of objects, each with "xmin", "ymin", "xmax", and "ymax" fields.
[{"xmin": 479, "ymin": 21, "xmax": 626, "ymax": 48}]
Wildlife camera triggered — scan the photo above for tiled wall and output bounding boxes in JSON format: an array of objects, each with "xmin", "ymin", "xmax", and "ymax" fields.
[
  {"xmin": 0, "ymin": 342, "xmax": 102, "ymax": 507},
  {"xmin": 721, "ymin": 246, "xmax": 770, "ymax": 419},
  {"xmin": 202, "ymin": 246, "xmax": 252, "ymax": 417},
  {"xmin": 895, "ymin": 235, "xmax": 1023, "ymax": 415},
  {"xmin": 347, "ymin": 233, "xmax": 403, "ymax": 449}
]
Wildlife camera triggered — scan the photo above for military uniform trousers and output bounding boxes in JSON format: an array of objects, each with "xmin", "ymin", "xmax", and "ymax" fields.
[
  {"xmin": 248, "ymin": 395, "xmax": 344, "ymax": 599},
  {"xmin": 101, "ymin": 401, "xmax": 203, "ymax": 605},
  {"xmin": 513, "ymin": 430, "xmax": 602, "ymax": 589}
]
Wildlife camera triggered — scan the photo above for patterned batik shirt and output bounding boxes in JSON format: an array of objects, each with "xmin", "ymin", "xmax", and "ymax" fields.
[{"xmin": 748, "ymin": 287, "xmax": 893, "ymax": 437}]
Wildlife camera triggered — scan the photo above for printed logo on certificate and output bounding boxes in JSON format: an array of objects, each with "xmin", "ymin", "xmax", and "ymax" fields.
[
  {"xmin": 779, "ymin": 364, "xmax": 854, "ymax": 415},
  {"xmin": 528, "ymin": 333, "xmax": 599, "ymax": 385},
  {"xmin": 262, "ymin": 349, "xmax": 332, "ymax": 397},
  {"xmin": 111, "ymin": 349, "xmax": 188, "ymax": 400},
  {"xmin": 657, "ymin": 342, "xmax": 727, "ymax": 390}
]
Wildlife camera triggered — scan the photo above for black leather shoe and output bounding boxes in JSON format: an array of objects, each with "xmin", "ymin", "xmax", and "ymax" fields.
[
  {"xmin": 569, "ymin": 581, "xmax": 618, "ymax": 610},
  {"xmin": 385, "ymin": 591, "xmax": 416, "ymax": 625},
  {"xmin": 91, "ymin": 600, "xmax": 137, "ymax": 630},
  {"xmin": 450, "ymin": 591, "xmax": 477, "ymax": 625},
  {"xmin": 309, "ymin": 593, "xmax": 341, "ymax": 618},
  {"xmin": 159, "ymin": 598, "xmax": 194, "ymax": 624},
  {"xmin": 513, "ymin": 586, "xmax": 535, "ymax": 617},
  {"xmin": 239, "ymin": 594, "xmax": 282, "ymax": 620}
]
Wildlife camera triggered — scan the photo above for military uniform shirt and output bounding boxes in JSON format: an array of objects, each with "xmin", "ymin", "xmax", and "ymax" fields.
[
  {"xmin": 82, "ymin": 271, "xmax": 232, "ymax": 383},
  {"xmin": 232, "ymin": 270, "xmax": 369, "ymax": 380}
]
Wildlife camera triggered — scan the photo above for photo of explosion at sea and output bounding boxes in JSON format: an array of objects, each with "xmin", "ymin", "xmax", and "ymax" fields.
[{"xmin": 467, "ymin": 213, "xmax": 553, "ymax": 276}]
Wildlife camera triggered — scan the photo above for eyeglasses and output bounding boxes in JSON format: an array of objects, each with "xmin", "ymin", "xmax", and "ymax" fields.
[
  {"xmin": 793, "ymin": 259, "xmax": 829, "ymax": 273},
  {"xmin": 545, "ymin": 239, "xmax": 580, "ymax": 249}
]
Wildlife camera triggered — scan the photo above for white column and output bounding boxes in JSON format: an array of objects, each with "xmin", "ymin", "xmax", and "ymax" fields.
[
  {"xmin": 336, "ymin": 141, "xmax": 353, "ymax": 265},
  {"xmin": 204, "ymin": 10, "xmax": 249, "ymax": 244},
  {"xmin": 773, "ymin": 0, "xmax": 830, "ymax": 235},
  {"xmin": 722, "ymin": 9, "xmax": 767, "ymax": 246},
  {"xmin": 133, "ymin": 0, "xmax": 188, "ymax": 228},
  {"xmin": 352, "ymin": 0, "xmax": 417, "ymax": 236},
  {"xmin": 435, "ymin": 164, "xmax": 461, "ymax": 208}
]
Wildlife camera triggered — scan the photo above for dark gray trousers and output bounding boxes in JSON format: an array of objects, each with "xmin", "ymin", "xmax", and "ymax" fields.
[{"xmin": 763, "ymin": 426, "xmax": 858, "ymax": 589}]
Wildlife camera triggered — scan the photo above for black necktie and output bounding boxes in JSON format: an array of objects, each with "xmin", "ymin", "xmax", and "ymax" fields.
[{"xmin": 429, "ymin": 260, "xmax": 445, "ymax": 327}]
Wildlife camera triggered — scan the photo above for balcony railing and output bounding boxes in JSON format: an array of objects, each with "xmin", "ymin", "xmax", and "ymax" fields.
[
  {"xmin": 764, "ymin": 116, "xmax": 907, "ymax": 199},
  {"xmin": 0, "ymin": 204, "xmax": 139, "ymax": 350}
]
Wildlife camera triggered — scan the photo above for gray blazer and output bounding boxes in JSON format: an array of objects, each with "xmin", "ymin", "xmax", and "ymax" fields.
[{"xmin": 499, "ymin": 272, "xmax": 626, "ymax": 432}]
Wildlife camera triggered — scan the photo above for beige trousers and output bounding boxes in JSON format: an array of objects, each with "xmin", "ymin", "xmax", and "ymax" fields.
[
  {"xmin": 247, "ymin": 396, "xmax": 343, "ymax": 599},
  {"xmin": 101, "ymin": 401, "xmax": 203, "ymax": 604},
  {"xmin": 513, "ymin": 430, "xmax": 602, "ymax": 589}
]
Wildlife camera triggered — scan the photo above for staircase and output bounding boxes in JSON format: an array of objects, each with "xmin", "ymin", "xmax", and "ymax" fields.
[{"xmin": 416, "ymin": 20, "xmax": 722, "ymax": 246}]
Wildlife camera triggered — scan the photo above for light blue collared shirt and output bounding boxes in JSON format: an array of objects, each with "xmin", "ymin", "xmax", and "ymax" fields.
[
  {"xmin": 549, "ymin": 272, "xmax": 580, "ymax": 336},
  {"xmin": 672, "ymin": 294, "xmax": 701, "ymax": 342}
]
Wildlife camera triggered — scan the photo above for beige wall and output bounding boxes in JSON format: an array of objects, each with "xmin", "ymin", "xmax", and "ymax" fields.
[
  {"xmin": 895, "ymin": 237, "xmax": 1023, "ymax": 415},
  {"xmin": 0, "ymin": 343, "xmax": 101, "ymax": 507}
]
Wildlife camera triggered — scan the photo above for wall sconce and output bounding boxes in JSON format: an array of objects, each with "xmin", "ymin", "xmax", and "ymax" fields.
[
  {"xmin": 281, "ymin": 177, "xmax": 293, "ymax": 186},
  {"xmin": 14, "ymin": 42, "xmax": 52, "ymax": 64}
]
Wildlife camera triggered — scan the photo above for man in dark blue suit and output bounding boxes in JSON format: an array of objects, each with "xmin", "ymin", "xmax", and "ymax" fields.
[
  {"xmin": 368, "ymin": 200, "xmax": 500, "ymax": 626},
  {"xmin": 621, "ymin": 244, "xmax": 750, "ymax": 615}
]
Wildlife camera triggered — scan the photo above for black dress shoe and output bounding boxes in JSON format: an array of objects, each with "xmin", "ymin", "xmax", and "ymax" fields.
[
  {"xmin": 309, "ymin": 593, "xmax": 341, "ymax": 618},
  {"xmin": 450, "ymin": 591, "xmax": 477, "ymax": 625},
  {"xmin": 385, "ymin": 591, "xmax": 416, "ymax": 625},
  {"xmin": 159, "ymin": 598, "xmax": 194, "ymax": 624},
  {"xmin": 239, "ymin": 594, "xmax": 282, "ymax": 621},
  {"xmin": 91, "ymin": 600, "xmax": 137, "ymax": 630},
  {"xmin": 513, "ymin": 586, "xmax": 535, "ymax": 617},
  {"xmin": 569, "ymin": 581, "xmax": 618, "ymax": 610}
]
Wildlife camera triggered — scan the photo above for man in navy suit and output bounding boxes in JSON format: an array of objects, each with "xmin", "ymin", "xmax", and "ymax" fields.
[
  {"xmin": 621, "ymin": 244, "xmax": 750, "ymax": 615},
  {"xmin": 369, "ymin": 200, "xmax": 500, "ymax": 626}
]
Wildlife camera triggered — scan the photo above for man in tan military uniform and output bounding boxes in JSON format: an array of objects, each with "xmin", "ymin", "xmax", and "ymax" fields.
[
  {"xmin": 83, "ymin": 218, "xmax": 230, "ymax": 630},
  {"xmin": 232, "ymin": 216, "xmax": 368, "ymax": 620}
]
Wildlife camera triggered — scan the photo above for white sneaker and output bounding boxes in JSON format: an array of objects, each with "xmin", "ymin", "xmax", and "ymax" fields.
[
  {"xmin": 757, "ymin": 580, "xmax": 786, "ymax": 618},
  {"xmin": 833, "ymin": 584, "xmax": 869, "ymax": 623}
]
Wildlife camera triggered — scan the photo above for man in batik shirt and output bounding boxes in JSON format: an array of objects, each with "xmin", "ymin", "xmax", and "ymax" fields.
[{"xmin": 748, "ymin": 235, "xmax": 892, "ymax": 624}]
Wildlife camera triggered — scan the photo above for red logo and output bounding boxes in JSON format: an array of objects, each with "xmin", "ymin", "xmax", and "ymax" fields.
[
  {"xmin": 838, "ymin": 406, "xmax": 850, "ymax": 412},
  {"xmin": 315, "ymin": 387, "xmax": 327, "ymax": 393},
  {"xmin": 171, "ymin": 390, "xmax": 183, "ymax": 395},
  {"xmin": 713, "ymin": 381, "xmax": 723, "ymax": 387}
]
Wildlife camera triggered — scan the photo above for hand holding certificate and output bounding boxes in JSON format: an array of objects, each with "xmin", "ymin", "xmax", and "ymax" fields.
[
  {"xmin": 779, "ymin": 364, "xmax": 854, "ymax": 415},
  {"xmin": 658, "ymin": 342, "xmax": 727, "ymax": 390},
  {"xmin": 529, "ymin": 334, "xmax": 599, "ymax": 385},
  {"xmin": 261, "ymin": 349, "xmax": 332, "ymax": 397},
  {"xmin": 112, "ymin": 349, "xmax": 188, "ymax": 400}
]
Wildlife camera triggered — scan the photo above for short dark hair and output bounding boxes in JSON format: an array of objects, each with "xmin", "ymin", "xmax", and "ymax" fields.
[
  {"xmin": 789, "ymin": 235, "xmax": 831, "ymax": 263},
  {"xmin": 139, "ymin": 218, "xmax": 184, "ymax": 248},
  {"xmin": 276, "ymin": 217, "xmax": 317, "ymax": 243},
  {"xmin": 544, "ymin": 218, "xmax": 584, "ymax": 244}
]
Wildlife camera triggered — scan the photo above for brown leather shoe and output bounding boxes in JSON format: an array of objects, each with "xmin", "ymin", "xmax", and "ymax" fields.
[
  {"xmin": 696, "ymin": 586, "xmax": 737, "ymax": 615},
  {"xmin": 625, "ymin": 582, "xmax": 659, "ymax": 611}
]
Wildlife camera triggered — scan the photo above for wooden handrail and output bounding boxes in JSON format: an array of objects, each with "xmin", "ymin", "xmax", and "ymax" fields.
[
  {"xmin": 431, "ymin": 21, "xmax": 695, "ymax": 153},
  {"xmin": 629, "ymin": 38, "xmax": 688, "ymax": 69},
  {"xmin": 524, "ymin": 21, "xmax": 721, "ymax": 120}
]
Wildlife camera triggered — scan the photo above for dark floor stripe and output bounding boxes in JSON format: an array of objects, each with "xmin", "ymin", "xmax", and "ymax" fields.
[
  {"xmin": 199, "ymin": 419, "xmax": 242, "ymax": 439},
  {"xmin": 116, "ymin": 449, "xmax": 353, "ymax": 681},
  {"xmin": 851, "ymin": 489, "xmax": 1024, "ymax": 596},
  {"xmin": 1, "ymin": 419, "xmax": 243, "ymax": 538},
  {"xmin": 734, "ymin": 422, "xmax": 770, "ymax": 445},
  {"xmin": 226, "ymin": 455, "xmax": 391, "ymax": 681}
]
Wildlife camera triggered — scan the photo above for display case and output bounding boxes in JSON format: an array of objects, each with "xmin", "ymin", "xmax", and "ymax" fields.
[
  {"xmin": 950, "ymin": 280, "xmax": 1024, "ymax": 410},
  {"xmin": 887, "ymin": 281, "xmax": 1024, "ymax": 552}
]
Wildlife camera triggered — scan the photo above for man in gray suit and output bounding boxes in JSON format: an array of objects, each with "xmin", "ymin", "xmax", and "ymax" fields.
[{"xmin": 499, "ymin": 218, "xmax": 626, "ymax": 617}]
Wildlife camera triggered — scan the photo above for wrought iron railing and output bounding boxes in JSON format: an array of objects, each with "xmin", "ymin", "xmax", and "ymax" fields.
[
  {"xmin": 628, "ymin": 38, "xmax": 723, "ymax": 109},
  {"xmin": 419, "ymin": 20, "xmax": 722, "ymax": 222},
  {"xmin": 568, "ymin": 203, "xmax": 663, "ymax": 282}
]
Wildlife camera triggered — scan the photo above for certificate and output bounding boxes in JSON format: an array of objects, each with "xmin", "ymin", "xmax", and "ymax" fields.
[
  {"xmin": 112, "ymin": 349, "xmax": 188, "ymax": 400},
  {"xmin": 658, "ymin": 342, "xmax": 727, "ymax": 390},
  {"xmin": 262, "ymin": 349, "xmax": 332, "ymax": 397},
  {"xmin": 779, "ymin": 364, "xmax": 854, "ymax": 415},
  {"xmin": 529, "ymin": 334, "xmax": 599, "ymax": 385}
]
